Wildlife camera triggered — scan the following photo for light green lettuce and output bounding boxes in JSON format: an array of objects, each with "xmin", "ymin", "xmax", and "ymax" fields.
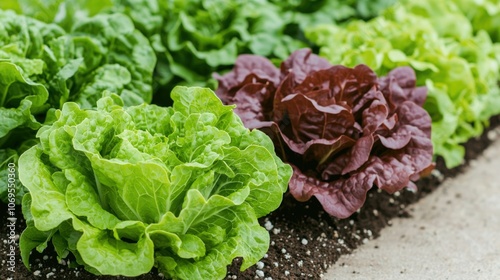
[
  {"xmin": 18, "ymin": 86, "xmax": 292, "ymax": 279},
  {"xmin": 351, "ymin": 0, "xmax": 398, "ymax": 19},
  {"xmin": 0, "ymin": 0, "xmax": 113, "ymax": 31},
  {"xmin": 306, "ymin": 1, "xmax": 500, "ymax": 168},
  {"xmin": 48, "ymin": 12, "xmax": 156, "ymax": 107},
  {"xmin": 0, "ymin": 11, "xmax": 59, "ymax": 202},
  {"xmin": 451, "ymin": 0, "xmax": 500, "ymax": 42}
]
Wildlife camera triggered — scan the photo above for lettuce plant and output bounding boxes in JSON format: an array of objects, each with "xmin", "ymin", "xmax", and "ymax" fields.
[
  {"xmin": 306, "ymin": 2, "xmax": 500, "ymax": 168},
  {"xmin": 214, "ymin": 49, "xmax": 433, "ymax": 218},
  {"xmin": 0, "ymin": 10, "xmax": 61, "ymax": 203},
  {"xmin": 18, "ymin": 86, "xmax": 292, "ymax": 279},
  {"xmin": 0, "ymin": 9, "xmax": 155, "ymax": 147},
  {"xmin": 267, "ymin": 0, "xmax": 396, "ymax": 34},
  {"xmin": 0, "ymin": 9, "xmax": 155, "ymax": 110},
  {"xmin": 0, "ymin": 9, "xmax": 155, "ymax": 203}
]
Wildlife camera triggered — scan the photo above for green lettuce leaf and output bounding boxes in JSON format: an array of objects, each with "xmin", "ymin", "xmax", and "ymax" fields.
[
  {"xmin": 0, "ymin": 62, "xmax": 48, "ymax": 142},
  {"xmin": 43, "ymin": 12, "xmax": 156, "ymax": 107},
  {"xmin": 0, "ymin": 8, "xmax": 155, "ymax": 114},
  {"xmin": 19, "ymin": 86, "xmax": 292, "ymax": 278}
]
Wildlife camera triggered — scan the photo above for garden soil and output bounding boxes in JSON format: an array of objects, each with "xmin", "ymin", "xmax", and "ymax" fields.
[{"xmin": 2, "ymin": 115, "xmax": 500, "ymax": 280}]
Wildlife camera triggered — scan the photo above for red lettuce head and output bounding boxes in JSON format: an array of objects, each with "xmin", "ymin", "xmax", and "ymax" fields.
[{"xmin": 214, "ymin": 49, "xmax": 433, "ymax": 218}]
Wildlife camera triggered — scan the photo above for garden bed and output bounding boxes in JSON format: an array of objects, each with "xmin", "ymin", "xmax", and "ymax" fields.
[
  {"xmin": 2, "ymin": 113, "xmax": 499, "ymax": 280},
  {"xmin": 2, "ymin": 1, "xmax": 500, "ymax": 279}
]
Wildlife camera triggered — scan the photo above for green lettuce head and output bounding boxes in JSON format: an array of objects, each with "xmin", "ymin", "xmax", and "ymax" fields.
[
  {"xmin": 0, "ymin": 9, "xmax": 156, "ymax": 203},
  {"xmin": 18, "ymin": 87, "xmax": 292, "ymax": 279}
]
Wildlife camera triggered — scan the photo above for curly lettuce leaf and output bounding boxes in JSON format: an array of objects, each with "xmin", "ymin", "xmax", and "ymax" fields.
[
  {"xmin": 43, "ymin": 13, "xmax": 156, "ymax": 107},
  {"xmin": 19, "ymin": 87, "xmax": 291, "ymax": 278},
  {"xmin": 0, "ymin": 8, "xmax": 155, "ymax": 110},
  {"xmin": 0, "ymin": 62, "xmax": 48, "ymax": 140}
]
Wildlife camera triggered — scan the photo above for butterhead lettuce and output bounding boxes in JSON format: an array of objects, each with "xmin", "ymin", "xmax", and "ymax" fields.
[{"xmin": 18, "ymin": 87, "xmax": 292, "ymax": 278}]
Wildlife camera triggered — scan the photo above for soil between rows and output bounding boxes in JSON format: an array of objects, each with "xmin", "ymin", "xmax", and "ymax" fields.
[{"xmin": 2, "ymin": 115, "xmax": 499, "ymax": 280}]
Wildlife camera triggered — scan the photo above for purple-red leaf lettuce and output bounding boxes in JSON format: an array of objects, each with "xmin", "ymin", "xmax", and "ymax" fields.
[{"xmin": 214, "ymin": 49, "xmax": 433, "ymax": 218}]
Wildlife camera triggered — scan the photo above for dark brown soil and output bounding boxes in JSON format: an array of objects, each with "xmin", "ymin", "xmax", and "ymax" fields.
[{"xmin": 2, "ymin": 115, "xmax": 499, "ymax": 280}]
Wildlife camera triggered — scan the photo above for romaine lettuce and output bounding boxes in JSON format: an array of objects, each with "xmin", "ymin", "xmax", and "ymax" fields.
[{"xmin": 18, "ymin": 86, "xmax": 292, "ymax": 278}]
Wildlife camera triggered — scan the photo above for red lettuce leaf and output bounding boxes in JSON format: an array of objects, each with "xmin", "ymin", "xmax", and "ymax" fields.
[
  {"xmin": 279, "ymin": 48, "xmax": 331, "ymax": 83},
  {"xmin": 214, "ymin": 48, "xmax": 433, "ymax": 218}
]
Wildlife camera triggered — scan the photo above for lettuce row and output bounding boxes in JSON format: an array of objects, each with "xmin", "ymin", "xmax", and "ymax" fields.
[
  {"xmin": 306, "ymin": 1, "xmax": 500, "ymax": 168},
  {"xmin": 18, "ymin": 87, "xmax": 292, "ymax": 279},
  {"xmin": 106, "ymin": 0, "xmax": 399, "ymax": 98},
  {"xmin": 110, "ymin": 0, "xmax": 311, "ymax": 101},
  {"xmin": 1, "ymin": 0, "xmax": 399, "ymax": 103},
  {"xmin": 0, "ymin": 0, "xmax": 113, "ymax": 31}
]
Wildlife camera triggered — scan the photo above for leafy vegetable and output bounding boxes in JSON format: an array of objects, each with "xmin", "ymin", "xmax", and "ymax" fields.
[
  {"xmin": 214, "ymin": 49, "xmax": 433, "ymax": 218},
  {"xmin": 351, "ymin": 0, "xmax": 399, "ymax": 19},
  {"xmin": 111, "ymin": 0, "xmax": 398, "ymax": 97},
  {"xmin": 0, "ymin": 10, "xmax": 61, "ymax": 202},
  {"xmin": 451, "ymin": 0, "xmax": 500, "ymax": 42},
  {"xmin": 0, "ymin": 0, "xmax": 113, "ymax": 31},
  {"xmin": 0, "ymin": 9, "xmax": 156, "ymax": 203},
  {"xmin": 268, "ymin": 0, "xmax": 397, "ymax": 27},
  {"xmin": 18, "ymin": 87, "xmax": 292, "ymax": 278},
  {"xmin": 2, "ymin": 0, "xmax": 398, "ymax": 106},
  {"xmin": 0, "ymin": 8, "xmax": 155, "ymax": 110},
  {"xmin": 306, "ymin": 2, "xmax": 500, "ymax": 168},
  {"xmin": 111, "ymin": 0, "xmax": 308, "ymax": 103}
]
